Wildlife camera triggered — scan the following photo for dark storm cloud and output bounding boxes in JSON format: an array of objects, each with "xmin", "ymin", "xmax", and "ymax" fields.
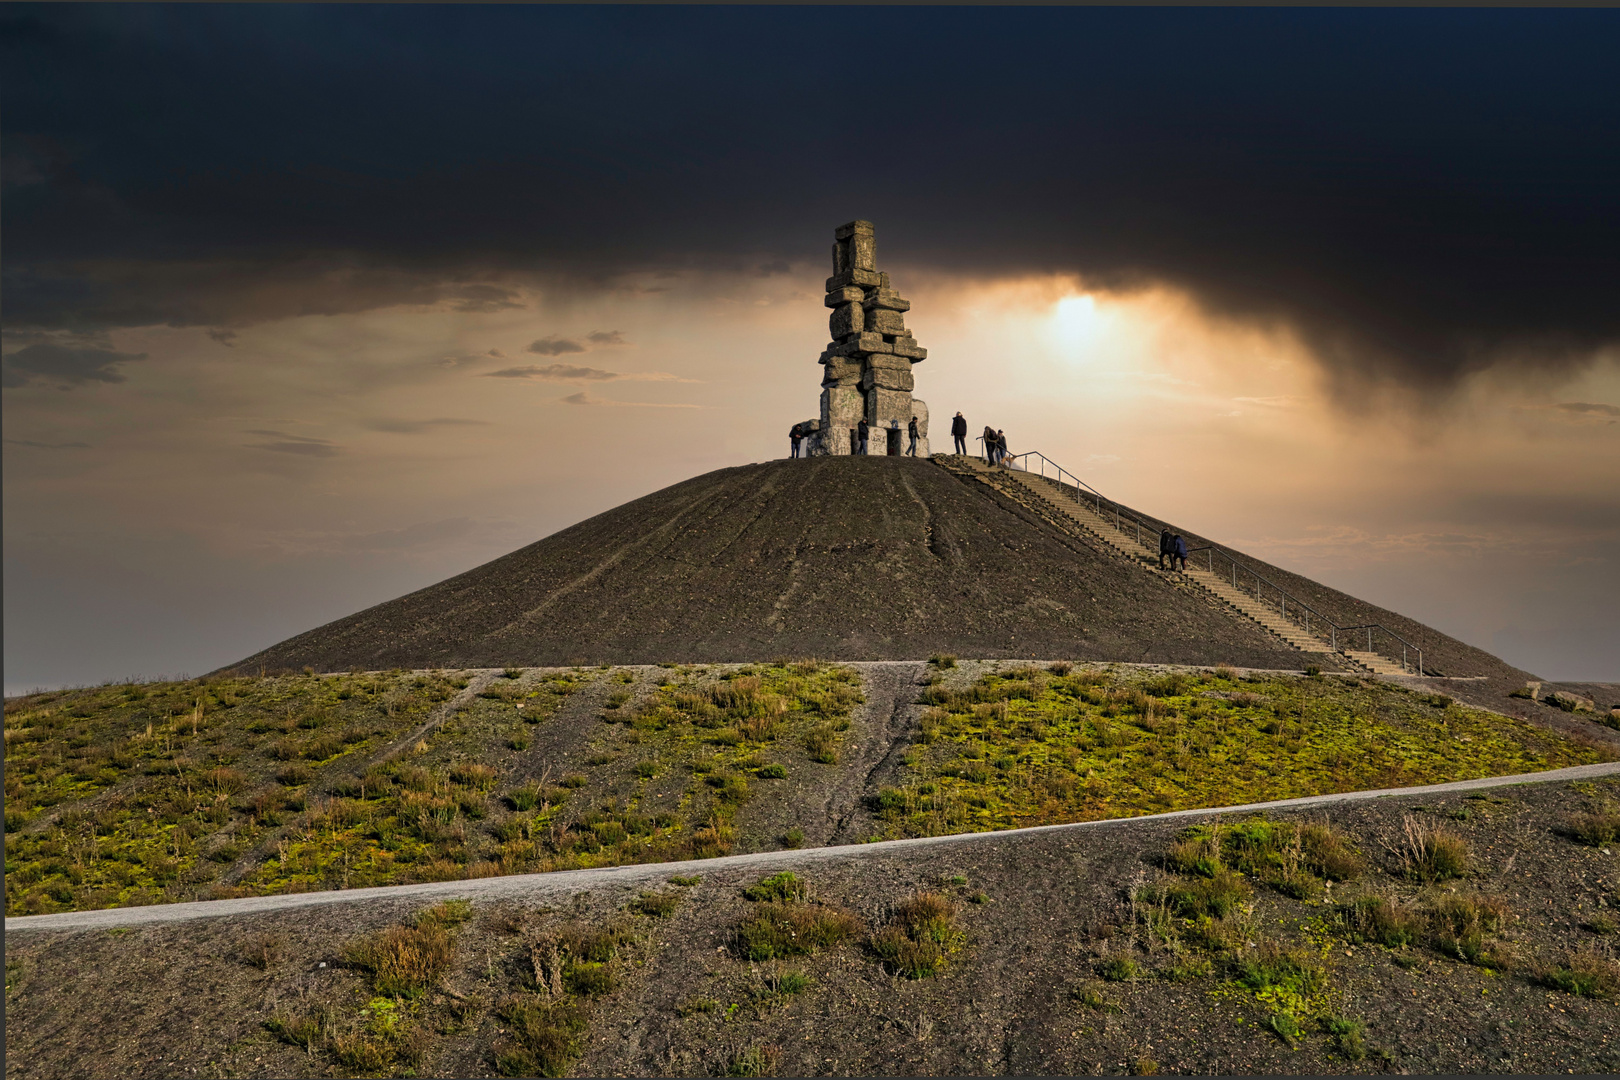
[
  {"xmin": 4, "ymin": 6, "xmax": 1618, "ymax": 395},
  {"xmin": 526, "ymin": 337, "xmax": 587, "ymax": 357},
  {"xmin": 244, "ymin": 430, "xmax": 340, "ymax": 457},
  {"xmin": 364, "ymin": 417, "xmax": 489, "ymax": 435},
  {"xmin": 1, "ymin": 342, "xmax": 147, "ymax": 388}
]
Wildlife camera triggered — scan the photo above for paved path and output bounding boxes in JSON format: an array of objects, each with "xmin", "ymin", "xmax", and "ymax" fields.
[{"xmin": 9, "ymin": 761, "xmax": 1616, "ymax": 934}]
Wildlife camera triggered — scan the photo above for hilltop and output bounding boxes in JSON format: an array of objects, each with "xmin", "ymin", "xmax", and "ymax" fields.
[{"xmin": 227, "ymin": 456, "xmax": 1536, "ymax": 687}]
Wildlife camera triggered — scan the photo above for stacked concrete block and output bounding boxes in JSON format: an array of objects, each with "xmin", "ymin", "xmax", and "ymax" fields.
[{"xmin": 814, "ymin": 220, "xmax": 929, "ymax": 455}]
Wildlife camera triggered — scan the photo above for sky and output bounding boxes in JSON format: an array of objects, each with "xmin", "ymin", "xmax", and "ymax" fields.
[{"xmin": 4, "ymin": 4, "xmax": 1618, "ymax": 694}]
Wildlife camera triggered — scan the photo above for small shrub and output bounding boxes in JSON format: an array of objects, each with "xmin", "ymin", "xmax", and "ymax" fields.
[
  {"xmin": 507, "ymin": 784, "xmax": 544, "ymax": 811},
  {"xmin": 201, "ymin": 767, "xmax": 248, "ymax": 795},
  {"xmin": 1564, "ymin": 810, "xmax": 1620, "ymax": 847},
  {"xmin": 559, "ymin": 774, "xmax": 587, "ymax": 789},
  {"xmin": 1267, "ymin": 1011, "xmax": 1302, "ymax": 1043},
  {"xmin": 1097, "ymin": 955, "xmax": 1138, "ymax": 982},
  {"xmin": 344, "ymin": 921, "xmax": 455, "ymax": 998},
  {"xmin": 736, "ymin": 902, "xmax": 861, "ymax": 961},
  {"xmin": 634, "ymin": 892, "xmax": 681, "ymax": 918},
  {"xmin": 266, "ymin": 1010, "xmax": 324, "ymax": 1051},
  {"xmin": 726, "ymin": 1043, "xmax": 782, "ymax": 1077},
  {"xmin": 501, "ymin": 667, "xmax": 523, "ymax": 679},
  {"xmin": 1069, "ymin": 984, "xmax": 1120, "ymax": 1011},
  {"xmin": 562, "ymin": 960, "xmax": 616, "ymax": 996},
  {"xmin": 928, "ymin": 654, "xmax": 957, "ymax": 669},
  {"xmin": 869, "ymin": 892, "xmax": 964, "ymax": 979},
  {"xmin": 1536, "ymin": 951, "xmax": 1619, "ymax": 998},
  {"xmin": 1342, "ymin": 895, "xmax": 1423, "ymax": 949},
  {"xmin": 782, "ymin": 828, "xmax": 805, "ymax": 849},
  {"xmin": 803, "ymin": 724, "xmax": 839, "ymax": 763},
  {"xmin": 1321, "ymin": 1016, "xmax": 1367, "ymax": 1061},
  {"xmin": 1392, "ymin": 816, "xmax": 1469, "ymax": 883},
  {"xmin": 495, "ymin": 996, "xmax": 586, "ymax": 1078},
  {"xmin": 241, "ymin": 932, "xmax": 283, "ymax": 970},
  {"xmin": 1228, "ymin": 943, "xmax": 1326, "ymax": 998},
  {"xmin": 744, "ymin": 872, "xmax": 807, "ymax": 903},
  {"xmin": 670, "ymin": 875, "xmax": 702, "ymax": 887},
  {"xmin": 633, "ymin": 759, "xmax": 659, "ymax": 779},
  {"xmin": 756, "ymin": 762, "xmax": 787, "ymax": 779},
  {"xmin": 275, "ymin": 765, "xmax": 312, "ymax": 787},
  {"xmin": 450, "ymin": 763, "xmax": 498, "ymax": 789},
  {"xmin": 1152, "ymin": 868, "xmax": 1251, "ymax": 919}
]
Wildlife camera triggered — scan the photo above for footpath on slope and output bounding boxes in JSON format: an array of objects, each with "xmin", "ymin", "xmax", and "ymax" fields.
[{"xmin": 11, "ymin": 760, "xmax": 1616, "ymax": 933}]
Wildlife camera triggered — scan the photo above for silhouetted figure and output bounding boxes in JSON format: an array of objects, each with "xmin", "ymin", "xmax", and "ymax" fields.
[
  {"xmin": 982, "ymin": 425, "xmax": 997, "ymax": 464},
  {"xmin": 1158, "ymin": 529, "xmax": 1173, "ymax": 569},
  {"xmin": 951, "ymin": 412, "xmax": 968, "ymax": 455},
  {"xmin": 907, "ymin": 416, "xmax": 919, "ymax": 456},
  {"xmin": 858, "ymin": 418, "xmax": 870, "ymax": 455},
  {"xmin": 996, "ymin": 429, "xmax": 1009, "ymax": 466}
]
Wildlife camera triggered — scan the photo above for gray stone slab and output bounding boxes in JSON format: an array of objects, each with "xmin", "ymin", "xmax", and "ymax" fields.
[
  {"xmin": 829, "ymin": 303, "xmax": 864, "ymax": 338},
  {"xmin": 824, "ymin": 286, "xmax": 865, "ymax": 307}
]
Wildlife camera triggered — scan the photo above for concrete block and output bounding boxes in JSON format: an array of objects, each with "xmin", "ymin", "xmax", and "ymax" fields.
[
  {"xmin": 824, "ymin": 286, "xmax": 865, "ymax": 308},
  {"xmin": 852, "ymin": 332, "xmax": 894, "ymax": 353},
  {"xmin": 826, "ymin": 268, "xmax": 883, "ymax": 292},
  {"xmin": 861, "ymin": 288, "xmax": 911, "ymax": 312},
  {"xmin": 829, "ymin": 303, "xmax": 864, "ymax": 338},
  {"xmin": 866, "ymin": 308, "xmax": 906, "ymax": 336},
  {"xmin": 866, "ymin": 387, "xmax": 913, "ymax": 428},
  {"xmin": 860, "ymin": 364, "xmax": 914, "ymax": 392},
  {"xmin": 821, "ymin": 385, "xmax": 865, "ymax": 456},
  {"xmin": 911, "ymin": 399, "xmax": 930, "ymax": 439},
  {"xmin": 821, "ymin": 356, "xmax": 862, "ymax": 385},
  {"xmin": 891, "ymin": 339, "xmax": 927, "ymax": 360},
  {"xmin": 835, "ymin": 220, "xmax": 875, "ymax": 241}
]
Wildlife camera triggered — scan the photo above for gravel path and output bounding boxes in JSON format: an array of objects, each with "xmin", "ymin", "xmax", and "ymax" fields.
[{"xmin": 11, "ymin": 759, "xmax": 1616, "ymax": 934}]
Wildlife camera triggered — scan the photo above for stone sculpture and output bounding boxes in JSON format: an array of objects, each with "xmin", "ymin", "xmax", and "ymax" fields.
[{"xmin": 800, "ymin": 221, "xmax": 929, "ymax": 456}]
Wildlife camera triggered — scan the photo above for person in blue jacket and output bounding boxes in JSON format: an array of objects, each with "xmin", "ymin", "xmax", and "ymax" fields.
[{"xmin": 1172, "ymin": 534, "xmax": 1189, "ymax": 572}]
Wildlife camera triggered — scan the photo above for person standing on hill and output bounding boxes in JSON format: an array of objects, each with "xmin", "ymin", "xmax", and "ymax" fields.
[
  {"xmin": 1172, "ymin": 534, "xmax": 1189, "ymax": 572},
  {"xmin": 995, "ymin": 429, "xmax": 1009, "ymax": 466},
  {"xmin": 789, "ymin": 422, "xmax": 804, "ymax": 459},
  {"xmin": 982, "ymin": 425, "xmax": 997, "ymax": 464},
  {"xmin": 1158, "ymin": 529, "xmax": 1173, "ymax": 569},
  {"xmin": 907, "ymin": 415, "xmax": 919, "ymax": 456},
  {"xmin": 951, "ymin": 412, "xmax": 968, "ymax": 455},
  {"xmin": 858, "ymin": 418, "xmax": 870, "ymax": 455}
]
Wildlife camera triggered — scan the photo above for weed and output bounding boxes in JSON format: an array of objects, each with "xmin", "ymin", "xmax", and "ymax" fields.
[
  {"xmin": 670, "ymin": 875, "xmax": 702, "ymax": 887},
  {"xmin": 1341, "ymin": 895, "xmax": 1423, "ymax": 949},
  {"xmin": 266, "ymin": 1009, "xmax": 325, "ymax": 1051},
  {"xmin": 726, "ymin": 1043, "xmax": 781, "ymax": 1076},
  {"xmin": 677, "ymin": 997, "xmax": 722, "ymax": 1017},
  {"xmin": 633, "ymin": 759, "xmax": 659, "ymax": 779},
  {"xmin": 928, "ymin": 654, "xmax": 958, "ymax": 669},
  {"xmin": 744, "ymin": 872, "xmax": 808, "ymax": 902},
  {"xmin": 1320, "ymin": 1016, "xmax": 1367, "ymax": 1061},
  {"xmin": 1097, "ymin": 955, "xmax": 1139, "ymax": 982},
  {"xmin": 501, "ymin": 668, "xmax": 523, "ymax": 679},
  {"xmin": 1390, "ymin": 816, "xmax": 1469, "ymax": 883},
  {"xmin": 1564, "ymin": 810, "xmax": 1620, "ymax": 847},
  {"xmin": 756, "ymin": 762, "xmax": 787, "ymax": 779},
  {"xmin": 1069, "ymin": 984, "xmax": 1121, "ymax": 1011},
  {"xmin": 1267, "ymin": 1011, "xmax": 1301, "ymax": 1043},
  {"xmin": 737, "ymin": 902, "xmax": 861, "ymax": 961},
  {"xmin": 1536, "ymin": 950, "xmax": 1618, "ymax": 998},
  {"xmin": 869, "ymin": 892, "xmax": 964, "ymax": 978},
  {"xmin": 1151, "ymin": 869, "xmax": 1252, "ymax": 919},
  {"xmin": 559, "ymin": 774, "xmax": 588, "ymax": 789},
  {"xmin": 634, "ymin": 891, "xmax": 681, "ymax": 918},
  {"xmin": 495, "ymin": 995, "xmax": 587, "ymax": 1078},
  {"xmin": 344, "ymin": 920, "xmax": 455, "ymax": 998},
  {"xmin": 241, "ymin": 932, "xmax": 283, "ymax": 970},
  {"xmin": 275, "ymin": 765, "xmax": 312, "ymax": 787},
  {"xmin": 782, "ymin": 828, "xmax": 805, "ymax": 849}
]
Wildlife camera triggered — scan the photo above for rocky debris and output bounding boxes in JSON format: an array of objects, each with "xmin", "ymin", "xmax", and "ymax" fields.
[
  {"xmin": 809, "ymin": 221, "xmax": 930, "ymax": 456},
  {"xmin": 1547, "ymin": 689, "xmax": 1596, "ymax": 714},
  {"xmin": 1510, "ymin": 681, "xmax": 1542, "ymax": 701}
]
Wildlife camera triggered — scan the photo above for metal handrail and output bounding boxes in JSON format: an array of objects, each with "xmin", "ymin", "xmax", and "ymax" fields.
[{"xmin": 1005, "ymin": 450, "xmax": 1426, "ymax": 675}]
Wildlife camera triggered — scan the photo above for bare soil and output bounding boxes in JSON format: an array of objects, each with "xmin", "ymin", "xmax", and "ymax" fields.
[
  {"xmin": 8, "ymin": 775, "xmax": 1618, "ymax": 1078},
  {"xmin": 226, "ymin": 457, "xmax": 1340, "ymax": 674}
]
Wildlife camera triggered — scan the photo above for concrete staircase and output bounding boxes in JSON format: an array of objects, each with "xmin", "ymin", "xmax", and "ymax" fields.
[
  {"xmin": 1341, "ymin": 649, "xmax": 1411, "ymax": 677},
  {"xmin": 939, "ymin": 456, "xmax": 1356, "ymax": 666}
]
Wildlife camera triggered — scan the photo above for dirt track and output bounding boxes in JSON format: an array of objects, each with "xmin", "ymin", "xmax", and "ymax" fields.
[{"xmin": 11, "ymin": 760, "xmax": 1615, "ymax": 934}]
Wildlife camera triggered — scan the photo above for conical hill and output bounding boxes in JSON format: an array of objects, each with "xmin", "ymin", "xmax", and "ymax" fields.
[{"xmin": 229, "ymin": 456, "xmax": 1527, "ymax": 681}]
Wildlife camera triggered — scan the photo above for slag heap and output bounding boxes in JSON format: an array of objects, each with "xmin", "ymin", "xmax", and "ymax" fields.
[{"xmin": 816, "ymin": 220, "xmax": 929, "ymax": 456}]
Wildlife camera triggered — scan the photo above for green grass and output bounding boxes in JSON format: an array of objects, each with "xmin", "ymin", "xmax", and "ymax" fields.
[{"xmin": 870, "ymin": 666, "xmax": 1609, "ymax": 838}]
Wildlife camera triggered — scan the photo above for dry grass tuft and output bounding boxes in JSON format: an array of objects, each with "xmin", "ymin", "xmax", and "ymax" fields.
[
  {"xmin": 1389, "ymin": 815, "xmax": 1469, "ymax": 883},
  {"xmin": 869, "ymin": 891, "xmax": 965, "ymax": 979}
]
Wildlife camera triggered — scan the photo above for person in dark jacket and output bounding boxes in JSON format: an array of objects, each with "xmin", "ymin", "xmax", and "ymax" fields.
[
  {"xmin": 951, "ymin": 412, "xmax": 968, "ymax": 455},
  {"xmin": 996, "ymin": 429, "xmax": 1009, "ymax": 466},
  {"xmin": 982, "ymin": 425, "xmax": 997, "ymax": 463},
  {"xmin": 906, "ymin": 415, "xmax": 919, "ymax": 456},
  {"xmin": 857, "ymin": 418, "xmax": 870, "ymax": 455},
  {"xmin": 1172, "ymin": 534, "xmax": 1189, "ymax": 572},
  {"xmin": 789, "ymin": 422, "xmax": 804, "ymax": 459},
  {"xmin": 1158, "ymin": 529, "xmax": 1172, "ymax": 569}
]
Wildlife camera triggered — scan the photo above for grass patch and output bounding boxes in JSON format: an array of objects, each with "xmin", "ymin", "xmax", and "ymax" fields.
[
  {"xmin": 875, "ymin": 667, "xmax": 1607, "ymax": 840},
  {"xmin": 1536, "ymin": 950, "xmax": 1619, "ymax": 998},
  {"xmin": 494, "ymin": 996, "xmax": 587, "ymax": 1077},
  {"xmin": 1390, "ymin": 815, "xmax": 1469, "ymax": 882},
  {"xmin": 869, "ymin": 891, "xmax": 965, "ymax": 978}
]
